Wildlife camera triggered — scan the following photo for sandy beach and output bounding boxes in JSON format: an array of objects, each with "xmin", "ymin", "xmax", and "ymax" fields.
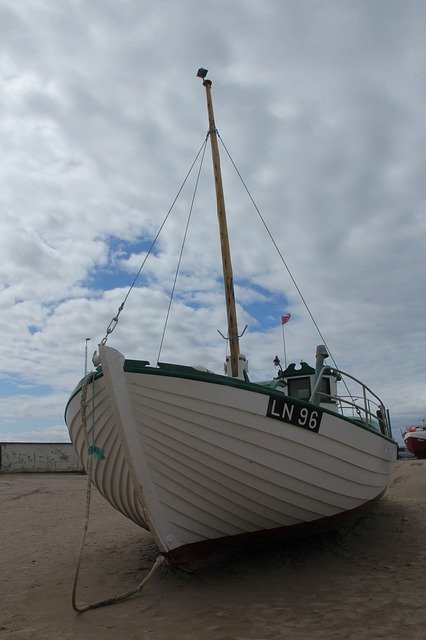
[{"xmin": 0, "ymin": 459, "xmax": 424, "ymax": 639}]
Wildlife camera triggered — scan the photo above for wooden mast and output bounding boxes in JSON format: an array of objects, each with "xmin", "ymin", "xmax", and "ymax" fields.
[{"xmin": 198, "ymin": 69, "xmax": 240, "ymax": 377}]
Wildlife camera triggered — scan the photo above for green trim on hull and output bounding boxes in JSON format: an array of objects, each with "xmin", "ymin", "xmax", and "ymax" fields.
[{"xmin": 65, "ymin": 357, "xmax": 396, "ymax": 446}]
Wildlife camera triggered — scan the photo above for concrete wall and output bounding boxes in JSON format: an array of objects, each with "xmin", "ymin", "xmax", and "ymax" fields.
[{"xmin": 0, "ymin": 442, "xmax": 84, "ymax": 473}]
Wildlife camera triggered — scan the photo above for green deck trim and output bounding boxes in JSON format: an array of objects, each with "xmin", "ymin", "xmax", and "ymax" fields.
[
  {"xmin": 280, "ymin": 361, "xmax": 315, "ymax": 377},
  {"xmin": 65, "ymin": 358, "xmax": 396, "ymax": 445}
]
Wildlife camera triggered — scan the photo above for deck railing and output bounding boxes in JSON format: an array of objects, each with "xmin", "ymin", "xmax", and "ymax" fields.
[{"xmin": 310, "ymin": 367, "xmax": 392, "ymax": 438}]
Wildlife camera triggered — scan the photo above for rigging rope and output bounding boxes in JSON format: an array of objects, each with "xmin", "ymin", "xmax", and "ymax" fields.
[
  {"xmin": 97, "ymin": 125, "xmax": 356, "ymax": 403},
  {"xmin": 217, "ymin": 133, "xmax": 360, "ymax": 404},
  {"xmin": 100, "ymin": 136, "xmax": 209, "ymax": 346},
  {"xmin": 217, "ymin": 134, "xmax": 339, "ymax": 369},
  {"xmin": 156, "ymin": 137, "xmax": 209, "ymax": 364}
]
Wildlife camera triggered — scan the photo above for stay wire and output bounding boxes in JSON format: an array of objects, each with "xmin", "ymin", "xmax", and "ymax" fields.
[
  {"xmin": 217, "ymin": 133, "xmax": 360, "ymax": 406},
  {"xmin": 217, "ymin": 133, "xmax": 339, "ymax": 370},
  {"xmin": 156, "ymin": 137, "xmax": 209, "ymax": 364},
  {"xmin": 100, "ymin": 136, "xmax": 209, "ymax": 346}
]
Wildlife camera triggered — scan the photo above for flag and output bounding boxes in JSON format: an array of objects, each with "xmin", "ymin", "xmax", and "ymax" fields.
[{"xmin": 281, "ymin": 313, "xmax": 291, "ymax": 325}]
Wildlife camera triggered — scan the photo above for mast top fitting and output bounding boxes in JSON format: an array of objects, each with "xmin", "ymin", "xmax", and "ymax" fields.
[{"xmin": 196, "ymin": 68, "xmax": 212, "ymax": 87}]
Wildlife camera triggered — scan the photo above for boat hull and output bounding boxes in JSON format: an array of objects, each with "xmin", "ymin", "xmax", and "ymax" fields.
[
  {"xmin": 403, "ymin": 430, "xmax": 426, "ymax": 458},
  {"xmin": 65, "ymin": 346, "xmax": 397, "ymax": 569}
]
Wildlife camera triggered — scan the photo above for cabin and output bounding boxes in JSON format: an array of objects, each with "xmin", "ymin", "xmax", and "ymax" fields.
[
  {"xmin": 255, "ymin": 358, "xmax": 338, "ymax": 410},
  {"xmin": 272, "ymin": 361, "xmax": 338, "ymax": 409}
]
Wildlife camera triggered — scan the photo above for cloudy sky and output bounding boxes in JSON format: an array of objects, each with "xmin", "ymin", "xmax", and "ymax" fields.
[{"xmin": 1, "ymin": 0, "xmax": 425, "ymax": 444}]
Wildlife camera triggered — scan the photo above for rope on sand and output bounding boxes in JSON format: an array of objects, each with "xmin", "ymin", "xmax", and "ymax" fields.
[{"xmin": 71, "ymin": 374, "xmax": 166, "ymax": 613}]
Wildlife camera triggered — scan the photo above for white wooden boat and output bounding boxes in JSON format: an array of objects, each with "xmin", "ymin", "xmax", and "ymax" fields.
[{"xmin": 65, "ymin": 70, "xmax": 397, "ymax": 570}]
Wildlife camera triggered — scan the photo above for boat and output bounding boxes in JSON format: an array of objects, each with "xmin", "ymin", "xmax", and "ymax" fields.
[
  {"xmin": 65, "ymin": 69, "xmax": 397, "ymax": 570},
  {"xmin": 401, "ymin": 423, "xmax": 426, "ymax": 458}
]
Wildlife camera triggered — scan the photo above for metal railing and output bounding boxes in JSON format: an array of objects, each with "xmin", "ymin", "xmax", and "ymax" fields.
[{"xmin": 310, "ymin": 367, "xmax": 392, "ymax": 438}]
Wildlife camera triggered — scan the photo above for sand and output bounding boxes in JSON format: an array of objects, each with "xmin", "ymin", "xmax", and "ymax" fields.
[{"xmin": 0, "ymin": 459, "xmax": 425, "ymax": 640}]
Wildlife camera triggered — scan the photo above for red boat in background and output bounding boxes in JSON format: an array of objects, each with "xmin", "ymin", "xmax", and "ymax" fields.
[{"xmin": 402, "ymin": 423, "xmax": 426, "ymax": 458}]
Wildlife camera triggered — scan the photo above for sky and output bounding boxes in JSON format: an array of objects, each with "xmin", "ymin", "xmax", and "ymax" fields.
[{"xmin": 1, "ymin": 0, "xmax": 425, "ymax": 444}]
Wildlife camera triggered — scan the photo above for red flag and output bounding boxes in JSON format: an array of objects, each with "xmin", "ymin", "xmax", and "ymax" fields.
[{"xmin": 281, "ymin": 313, "xmax": 291, "ymax": 325}]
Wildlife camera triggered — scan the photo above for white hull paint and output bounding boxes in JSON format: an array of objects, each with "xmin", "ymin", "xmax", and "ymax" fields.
[{"xmin": 66, "ymin": 345, "xmax": 396, "ymax": 567}]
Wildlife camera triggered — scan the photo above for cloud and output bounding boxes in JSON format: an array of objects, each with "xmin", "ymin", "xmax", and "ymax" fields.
[{"xmin": 1, "ymin": 1, "xmax": 426, "ymax": 443}]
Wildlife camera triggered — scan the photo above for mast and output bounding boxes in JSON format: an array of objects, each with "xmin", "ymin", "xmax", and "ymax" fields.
[{"xmin": 197, "ymin": 68, "xmax": 240, "ymax": 377}]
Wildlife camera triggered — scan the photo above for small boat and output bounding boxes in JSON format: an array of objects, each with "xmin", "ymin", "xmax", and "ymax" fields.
[
  {"xmin": 401, "ymin": 423, "xmax": 426, "ymax": 458},
  {"xmin": 65, "ymin": 70, "xmax": 397, "ymax": 570}
]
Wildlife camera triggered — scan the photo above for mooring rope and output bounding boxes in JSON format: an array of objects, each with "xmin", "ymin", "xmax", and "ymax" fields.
[{"xmin": 71, "ymin": 374, "xmax": 167, "ymax": 613}]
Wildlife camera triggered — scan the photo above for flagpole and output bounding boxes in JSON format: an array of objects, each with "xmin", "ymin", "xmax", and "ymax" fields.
[
  {"xmin": 281, "ymin": 324, "xmax": 287, "ymax": 368},
  {"xmin": 280, "ymin": 313, "xmax": 291, "ymax": 368}
]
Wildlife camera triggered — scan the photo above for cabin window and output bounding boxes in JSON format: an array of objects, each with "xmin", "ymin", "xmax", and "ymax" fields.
[
  {"xmin": 319, "ymin": 377, "xmax": 331, "ymax": 398},
  {"xmin": 287, "ymin": 377, "xmax": 311, "ymax": 401}
]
